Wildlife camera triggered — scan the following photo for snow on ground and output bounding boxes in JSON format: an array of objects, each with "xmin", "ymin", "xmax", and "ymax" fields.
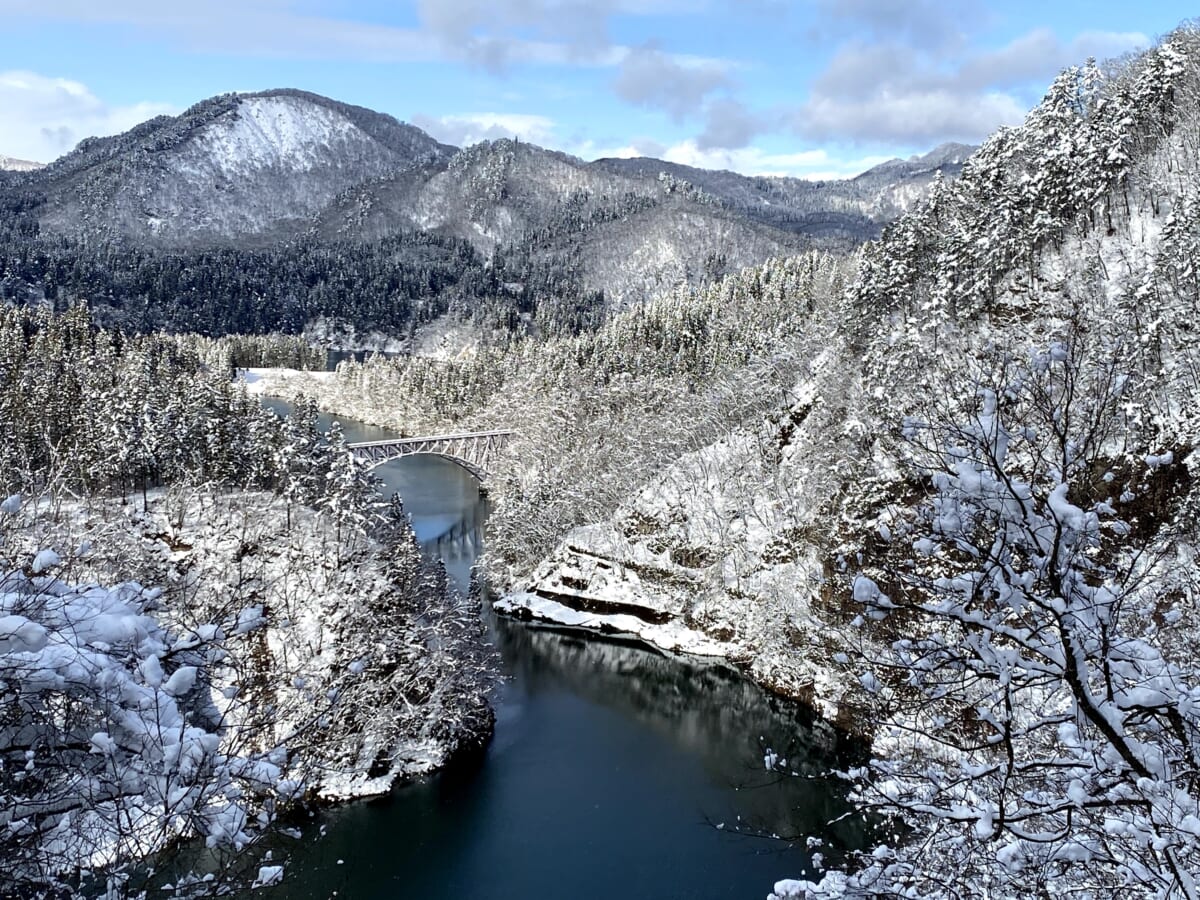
[
  {"xmin": 240, "ymin": 367, "xmax": 335, "ymax": 397},
  {"xmin": 191, "ymin": 95, "xmax": 357, "ymax": 177},
  {"xmin": 494, "ymin": 591, "xmax": 728, "ymax": 657}
]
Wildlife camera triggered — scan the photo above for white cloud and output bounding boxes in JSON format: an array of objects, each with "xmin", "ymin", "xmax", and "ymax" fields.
[
  {"xmin": 696, "ymin": 97, "xmax": 763, "ymax": 150},
  {"xmin": 958, "ymin": 28, "xmax": 1150, "ymax": 90},
  {"xmin": 812, "ymin": 0, "xmax": 983, "ymax": 52},
  {"xmin": 412, "ymin": 0, "xmax": 710, "ymax": 68},
  {"xmin": 410, "ymin": 112, "xmax": 560, "ymax": 147},
  {"xmin": 794, "ymin": 26, "xmax": 1151, "ymax": 145},
  {"xmin": 613, "ymin": 44, "xmax": 731, "ymax": 119},
  {"xmin": 414, "ymin": 0, "xmax": 613, "ymax": 68},
  {"xmin": 0, "ymin": 70, "xmax": 175, "ymax": 163},
  {"xmin": 656, "ymin": 140, "xmax": 894, "ymax": 179},
  {"xmin": 563, "ymin": 136, "xmax": 669, "ymax": 161},
  {"xmin": 1, "ymin": 0, "xmax": 716, "ymax": 71}
]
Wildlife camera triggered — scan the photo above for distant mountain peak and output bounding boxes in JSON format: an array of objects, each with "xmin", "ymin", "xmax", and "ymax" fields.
[
  {"xmin": 855, "ymin": 142, "xmax": 976, "ymax": 183},
  {"xmin": 911, "ymin": 141, "xmax": 975, "ymax": 167},
  {"xmin": 0, "ymin": 155, "xmax": 43, "ymax": 172},
  {"xmin": 24, "ymin": 89, "xmax": 458, "ymax": 245}
]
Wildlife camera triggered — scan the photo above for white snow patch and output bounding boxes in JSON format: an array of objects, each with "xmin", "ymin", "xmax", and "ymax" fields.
[
  {"xmin": 240, "ymin": 367, "xmax": 334, "ymax": 397},
  {"xmin": 31, "ymin": 548, "xmax": 60, "ymax": 573},
  {"xmin": 0, "ymin": 615, "xmax": 49, "ymax": 653},
  {"xmin": 494, "ymin": 591, "xmax": 728, "ymax": 657}
]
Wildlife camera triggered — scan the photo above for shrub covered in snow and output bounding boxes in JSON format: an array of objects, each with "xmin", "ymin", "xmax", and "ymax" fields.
[{"xmin": 0, "ymin": 558, "xmax": 296, "ymax": 896}]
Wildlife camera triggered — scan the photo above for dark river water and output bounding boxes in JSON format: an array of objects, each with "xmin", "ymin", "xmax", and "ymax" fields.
[{"xmin": 252, "ymin": 400, "xmax": 864, "ymax": 900}]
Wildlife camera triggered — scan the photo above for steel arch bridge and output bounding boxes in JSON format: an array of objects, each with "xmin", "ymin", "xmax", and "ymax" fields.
[{"xmin": 347, "ymin": 430, "xmax": 514, "ymax": 482}]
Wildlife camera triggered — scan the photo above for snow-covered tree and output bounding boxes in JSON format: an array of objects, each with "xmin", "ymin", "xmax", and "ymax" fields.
[
  {"xmin": 0, "ymin": 306, "xmax": 482, "ymax": 894},
  {"xmin": 0, "ymin": 510, "xmax": 300, "ymax": 898},
  {"xmin": 320, "ymin": 422, "xmax": 377, "ymax": 559},
  {"xmin": 788, "ymin": 343, "xmax": 1200, "ymax": 898}
]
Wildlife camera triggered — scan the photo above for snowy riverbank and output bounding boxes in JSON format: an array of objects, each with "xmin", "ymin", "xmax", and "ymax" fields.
[
  {"xmin": 491, "ymin": 349, "xmax": 868, "ymax": 732},
  {"xmin": 6, "ymin": 486, "xmax": 493, "ymax": 803},
  {"xmin": 495, "ymin": 529, "xmax": 855, "ymax": 729},
  {"xmin": 238, "ymin": 362, "xmax": 860, "ymax": 727},
  {"xmin": 240, "ymin": 366, "xmax": 336, "ymax": 397}
]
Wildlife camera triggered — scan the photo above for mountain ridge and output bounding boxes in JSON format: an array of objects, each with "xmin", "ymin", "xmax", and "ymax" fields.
[
  {"xmin": 11, "ymin": 89, "xmax": 969, "ymax": 253},
  {"xmin": 0, "ymin": 88, "xmax": 972, "ymax": 333}
]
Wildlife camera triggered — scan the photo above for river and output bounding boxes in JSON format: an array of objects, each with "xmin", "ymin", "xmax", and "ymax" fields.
[{"xmin": 254, "ymin": 401, "xmax": 865, "ymax": 899}]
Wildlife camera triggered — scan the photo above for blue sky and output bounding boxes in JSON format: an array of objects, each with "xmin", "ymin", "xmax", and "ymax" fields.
[{"xmin": 0, "ymin": 1, "xmax": 1191, "ymax": 177}]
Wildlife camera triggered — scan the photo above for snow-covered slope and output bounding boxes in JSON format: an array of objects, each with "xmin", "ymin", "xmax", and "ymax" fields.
[
  {"xmin": 0, "ymin": 154, "xmax": 43, "ymax": 172},
  {"xmin": 191, "ymin": 95, "xmax": 359, "ymax": 171},
  {"xmin": 590, "ymin": 142, "xmax": 973, "ymax": 242},
  {"xmin": 7, "ymin": 485, "xmax": 491, "ymax": 801},
  {"xmin": 314, "ymin": 136, "xmax": 807, "ymax": 306},
  {"xmin": 13, "ymin": 89, "xmax": 958, "ymax": 258},
  {"xmin": 33, "ymin": 90, "xmax": 454, "ymax": 245},
  {"xmin": 496, "ymin": 350, "xmax": 859, "ymax": 721}
]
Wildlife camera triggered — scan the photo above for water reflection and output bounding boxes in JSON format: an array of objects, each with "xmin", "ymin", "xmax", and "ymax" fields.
[
  {"xmin": 492, "ymin": 621, "xmax": 867, "ymax": 854},
  {"xmin": 427, "ymin": 500, "xmax": 488, "ymax": 558},
  {"xmin": 256, "ymin": 623, "xmax": 865, "ymax": 900}
]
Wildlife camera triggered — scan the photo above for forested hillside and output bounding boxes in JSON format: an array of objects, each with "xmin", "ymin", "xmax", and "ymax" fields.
[
  {"xmin": 265, "ymin": 25, "xmax": 1200, "ymax": 898},
  {"xmin": 0, "ymin": 308, "xmax": 490, "ymax": 896},
  {"xmin": 595, "ymin": 30, "xmax": 1200, "ymax": 900},
  {"xmin": 0, "ymin": 231, "xmax": 534, "ymax": 339},
  {"xmin": 591, "ymin": 141, "xmax": 972, "ymax": 237},
  {"xmin": 252, "ymin": 247, "xmax": 848, "ymax": 569},
  {"xmin": 7, "ymin": 13, "xmax": 1198, "ymax": 897}
]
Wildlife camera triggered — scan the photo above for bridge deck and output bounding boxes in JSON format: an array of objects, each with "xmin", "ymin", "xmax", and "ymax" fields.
[{"xmin": 347, "ymin": 429, "xmax": 514, "ymax": 448}]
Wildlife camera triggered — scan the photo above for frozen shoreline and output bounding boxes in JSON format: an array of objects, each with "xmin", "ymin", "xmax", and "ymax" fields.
[
  {"xmin": 239, "ymin": 366, "xmax": 336, "ymax": 397},
  {"xmin": 493, "ymin": 522, "xmax": 856, "ymax": 729}
]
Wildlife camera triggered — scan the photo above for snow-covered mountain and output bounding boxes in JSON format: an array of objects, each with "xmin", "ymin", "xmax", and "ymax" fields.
[
  {"xmin": 310, "ymin": 136, "xmax": 811, "ymax": 306},
  {"xmin": 0, "ymin": 88, "xmax": 970, "ymax": 320},
  {"xmin": 14, "ymin": 89, "xmax": 959, "ymax": 251},
  {"xmin": 590, "ymin": 141, "xmax": 974, "ymax": 240},
  {"xmin": 0, "ymin": 154, "xmax": 43, "ymax": 172},
  {"xmin": 852, "ymin": 141, "xmax": 974, "ymax": 183},
  {"xmin": 850, "ymin": 141, "xmax": 974, "ymax": 217},
  {"xmin": 7, "ymin": 88, "xmax": 960, "ymax": 268},
  {"xmin": 29, "ymin": 90, "xmax": 454, "ymax": 245}
]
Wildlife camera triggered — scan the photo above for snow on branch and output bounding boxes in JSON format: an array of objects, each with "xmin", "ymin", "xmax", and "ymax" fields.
[{"xmin": 819, "ymin": 340, "xmax": 1200, "ymax": 898}]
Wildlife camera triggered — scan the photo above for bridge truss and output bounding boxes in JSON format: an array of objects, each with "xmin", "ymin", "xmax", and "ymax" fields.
[{"xmin": 347, "ymin": 430, "xmax": 514, "ymax": 482}]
